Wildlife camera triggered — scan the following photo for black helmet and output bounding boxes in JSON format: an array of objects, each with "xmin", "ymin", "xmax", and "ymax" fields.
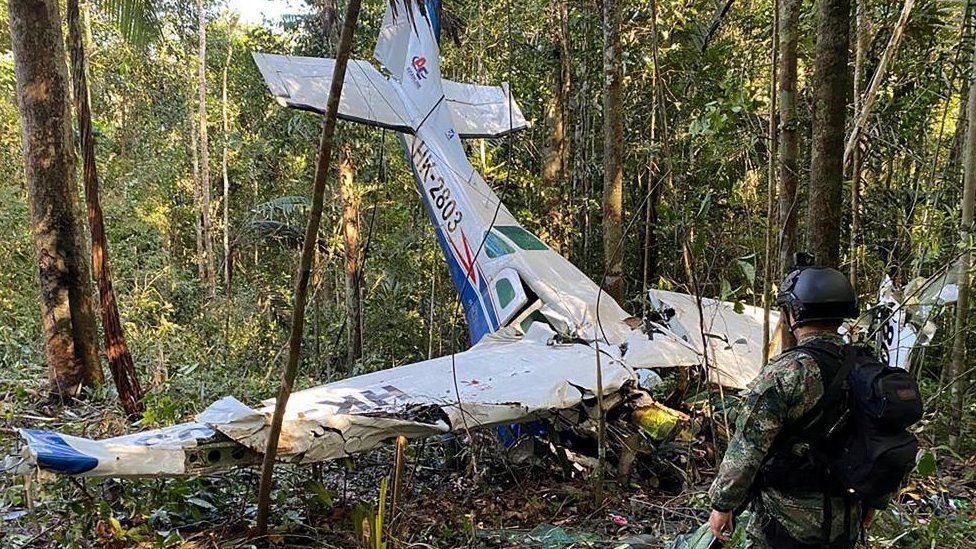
[{"xmin": 776, "ymin": 253, "xmax": 857, "ymax": 327}]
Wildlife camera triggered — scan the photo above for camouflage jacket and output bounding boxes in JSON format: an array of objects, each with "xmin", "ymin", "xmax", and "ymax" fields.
[{"xmin": 708, "ymin": 332, "xmax": 880, "ymax": 543}]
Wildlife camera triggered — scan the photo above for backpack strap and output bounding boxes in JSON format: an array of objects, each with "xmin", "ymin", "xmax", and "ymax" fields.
[{"xmin": 776, "ymin": 340, "xmax": 852, "ymax": 445}]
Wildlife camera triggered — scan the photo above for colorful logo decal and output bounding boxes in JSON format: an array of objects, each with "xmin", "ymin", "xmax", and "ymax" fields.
[{"xmin": 411, "ymin": 56, "xmax": 429, "ymax": 80}]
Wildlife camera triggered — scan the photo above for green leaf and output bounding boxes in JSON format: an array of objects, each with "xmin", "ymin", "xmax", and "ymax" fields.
[
  {"xmin": 737, "ymin": 254, "xmax": 756, "ymax": 285},
  {"xmin": 186, "ymin": 497, "xmax": 216, "ymax": 511},
  {"xmin": 697, "ymin": 192, "xmax": 713, "ymax": 218},
  {"xmin": 915, "ymin": 450, "xmax": 936, "ymax": 477},
  {"xmin": 720, "ymin": 278, "xmax": 732, "ymax": 300}
]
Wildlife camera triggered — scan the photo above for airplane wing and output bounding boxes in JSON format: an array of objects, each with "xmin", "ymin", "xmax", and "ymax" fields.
[
  {"xmin": 10, "ymin": 323, "xmax": 648, "ymax": 477},
  {"xmin": 252, "ymin": 53, "xmax": 527, "ymax": 138}
]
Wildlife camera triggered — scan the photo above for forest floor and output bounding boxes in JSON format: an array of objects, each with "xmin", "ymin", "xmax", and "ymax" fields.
[{"xmin": 1, "ymin": 392, "xmax": 976, "ymax": 547}]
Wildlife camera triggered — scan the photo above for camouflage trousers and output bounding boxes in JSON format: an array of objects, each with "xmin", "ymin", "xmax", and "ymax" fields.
[{"xmin": 742, "ymin": 490, "xmax": 860, "ymax": 548}]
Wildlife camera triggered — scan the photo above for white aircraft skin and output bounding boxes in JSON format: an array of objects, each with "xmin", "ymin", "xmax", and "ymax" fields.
[
  {"xmin": 255, "ymin": 0, "xmax": 643, "ymax": 347},
  {"xmin": 375, "ymin": 0, "xmax": 634, "ymax": 346}
]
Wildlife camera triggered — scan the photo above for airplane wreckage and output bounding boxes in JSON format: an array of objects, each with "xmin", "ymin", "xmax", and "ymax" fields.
[{"xmin": 5, "ymin": 0, "xmax": 958, "ymax": 481}]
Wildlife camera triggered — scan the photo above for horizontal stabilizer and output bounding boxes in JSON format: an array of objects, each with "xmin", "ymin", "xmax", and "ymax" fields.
[
  {"xmin": 252, "ymin": 53, "xmax": 528, "ymax": 138},
  {"xmin": 443, "ymin": 80, "xmax": 528, "ymax": 138},
  {"xmin": 253, "ymin": 53, "xmax": 414, "ymax": 133}
]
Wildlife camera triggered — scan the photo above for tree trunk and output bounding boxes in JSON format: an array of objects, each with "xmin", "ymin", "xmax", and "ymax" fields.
[
  {"xmin": 642, "ymin": 0, "xmax": 663, "ymax": 304},
  {"xmin": 190, "ymin": 115, "xmax": 204, "ymax": 278},
  {"xmin": 542, "ymin": 0, "xmax": 571, "ymax": 255},
  {"xmin": 66, "ymin": 0, "xmax": 143, "ymax": 416},
  {"xmin": 763, "ymin": 0, "xmax": 780, "ymax": 363},
  {"xmin": 947, "ymin": 4, "xmax": 974, "ymax": 188},
  {"xmin": 339, "ymin": 144, "xmax": 362, "ymax": 371},
  {"xmin": 642, "ymin": 163, "xmax": 660, "ymax": 303},
  {"xmin": 807, "ymin": 0, "xmax": 851, "ymax": 269},
  {"xmin": 197, "ymin": 0, "xmax": 215, "ymax": 295},
  {"xmin": 948, "ymin": 21, "xmax": 976, "ymax": 451},
  {"xmin": 849, "ymin": 0, "xmax": 868, "ymax": 290},
  {"xmin": 254, "ymin": 0, "xmax": 362, "ymax": 535},
  {"xmin": 320, "ymin": 0, "xmax": 340, "ymax": 51},
  {"xmin": 222, "ymin": 20, "xmax": 234, "ymax": 293},
  {"xmin": 777, "ymin": 0, "xmax": 800, "ymax": 277},
  {"xmin": 9, "ymin": 0, "xmax": 103, "ymax": 396},
  {"xmin": 602, "ymin": 0, "xmax": 624, "ymax": 303}
]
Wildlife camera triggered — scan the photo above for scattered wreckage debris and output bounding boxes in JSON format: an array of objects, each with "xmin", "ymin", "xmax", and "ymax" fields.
[{"xmin": 3, "ymin": 266, "xmax": 956, "ymax": 482}]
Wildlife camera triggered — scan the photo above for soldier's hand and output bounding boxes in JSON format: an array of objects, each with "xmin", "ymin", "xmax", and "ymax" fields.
[
  {"xmin": 862, "ymin": 508, "xmax": 877, "ymax": 528},
  {"xmin": 709, "ymin": 509, "xmax": 734, "ymax": 542}
]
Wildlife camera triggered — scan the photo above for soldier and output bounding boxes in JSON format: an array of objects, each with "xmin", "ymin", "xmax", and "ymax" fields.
[{"xmin": 707, "ymin": 257, "xmax": 888, "ymax": 548}]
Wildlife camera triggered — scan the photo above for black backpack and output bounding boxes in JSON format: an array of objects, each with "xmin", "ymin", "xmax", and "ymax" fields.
[{"xmin": 759, "ymin": 340, "xmax": 924, "ymax": 501}]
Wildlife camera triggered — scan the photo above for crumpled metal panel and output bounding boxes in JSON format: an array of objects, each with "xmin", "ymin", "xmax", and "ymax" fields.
[
  {"xmin": 10, "ymin": 324, "xmax": 646, "ymax": 476},
  {"xmin": 643, "ymin": 290, "xmax": 778, "ymax": 389},
  {"xmin": 199, "ymin": 324, "xmax": 635, "ymax": 462}
]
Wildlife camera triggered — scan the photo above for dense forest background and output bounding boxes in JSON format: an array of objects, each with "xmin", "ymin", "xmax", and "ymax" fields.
[{"xmin": 1, "ymin": 0, "xmax": 975, "ymax": 546}]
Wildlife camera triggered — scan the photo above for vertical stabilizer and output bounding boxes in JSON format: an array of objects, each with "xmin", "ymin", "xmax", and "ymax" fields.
[{"xmin": 374, "ymin": 0, "xmax": 443, "ymax": 122}]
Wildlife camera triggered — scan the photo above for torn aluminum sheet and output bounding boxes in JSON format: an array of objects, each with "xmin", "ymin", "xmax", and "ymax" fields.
[
  {"xmin": 9, "ymin": 322, "xmax": 687, "ymax": 477},
  {"xmin": 641, "ymin": 290, "xmax": 779, "ymax": 389},
  {"xmin": 200, "ymin": 323, "xmax": 640, "ymax": 463},
  {"xmin": 867, "ymin": 268, "xmax": 959, "ymax": 370}
]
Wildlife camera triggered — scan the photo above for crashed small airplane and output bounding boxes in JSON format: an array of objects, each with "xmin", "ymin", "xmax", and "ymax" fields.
[{"xmin": 5, "ymin": 0, "xmax": 949, "ymax": 479}]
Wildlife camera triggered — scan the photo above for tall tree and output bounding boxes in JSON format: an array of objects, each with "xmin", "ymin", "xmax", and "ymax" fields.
[
  {"xmin": 602, "ymin": 0, "xmax": 624, "ymax": 303},
  {"xmin": 643, "ymin": 0, "xmax": 665, "ymax": 302},
  {"xmin": 807, "ymin": 0, "xmax": 851, "ymax": 268},
  {"xmin": 763, "ymin": 0, "xmax": 780, "ymax": 363},
  {"xmin": 339, "ymin": 144, "xmax": 362, "ymax": 370},
  {"xmin": 222, "ymin": 15, "xmax": 235, "ymax": 293},
  {"xmin": 197, "ymin": 0, "xmax": 216, "ymax": 295},
  {"xmin": 542, "ymin": 0, "xmax": 571, "ymax": 254},
  {"xmin": 66, "ymin": 0, "xmax": 143, "ymax": 416},
  {"xmin": 190, "ymin": 115, "xmax": 204, "ymax": 280},
  {"xmin": 849, "ymin": 0, "xmax": 868, "ymax": 289},
  {"xmin": 777, "ymin": 0, "xmax": 800, "ymax": 276},
  {"xmin": 948, "ymin": 20, "xmax": 976, "ymax": 451},
  {"xmin": 9, "ymin": 0, "xmax": 103, "ymax": 396}
]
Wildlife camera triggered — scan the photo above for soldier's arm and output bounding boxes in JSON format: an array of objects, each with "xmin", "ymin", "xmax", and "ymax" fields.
[
  {"xmin": 708, "ymin": 353, "xmax": 815, "ymax": 512},
  {"xmin": 866, "ymin": 492, "xmax": 892, "ymax": 511}
]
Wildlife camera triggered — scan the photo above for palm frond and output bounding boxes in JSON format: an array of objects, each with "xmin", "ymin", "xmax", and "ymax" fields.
[
  {"xmin": 251, "ymin": 196, "xmax": 312, "ymax": 220},
  {"xmin": 95, "ymin": 0, "xmax": 162, "ymax": 47}
]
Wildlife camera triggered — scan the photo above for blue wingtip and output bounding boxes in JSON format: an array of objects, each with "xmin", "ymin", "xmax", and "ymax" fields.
[{"xmin": 21, "ymin": 429, "xmax": 99, "ymax": 475}]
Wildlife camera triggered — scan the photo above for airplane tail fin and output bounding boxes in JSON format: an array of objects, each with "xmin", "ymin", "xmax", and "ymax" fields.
[
  {"xmin": 854, "ymin": 264, "xmax": 961, "ymax": 369},
  {"xmin": 374, "ymin": 0, "xmax": 444, "ymax": 119}
]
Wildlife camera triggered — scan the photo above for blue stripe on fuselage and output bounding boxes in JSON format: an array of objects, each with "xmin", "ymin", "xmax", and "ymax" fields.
[{"xmin": 400, "ymin": 134, "xmax": 497, "ymax": 344}]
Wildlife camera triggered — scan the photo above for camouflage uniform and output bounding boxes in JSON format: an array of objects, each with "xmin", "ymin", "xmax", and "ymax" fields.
[{"xmin": 708, "ymin": 332, "xmax": 884, "ymax": 548}]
